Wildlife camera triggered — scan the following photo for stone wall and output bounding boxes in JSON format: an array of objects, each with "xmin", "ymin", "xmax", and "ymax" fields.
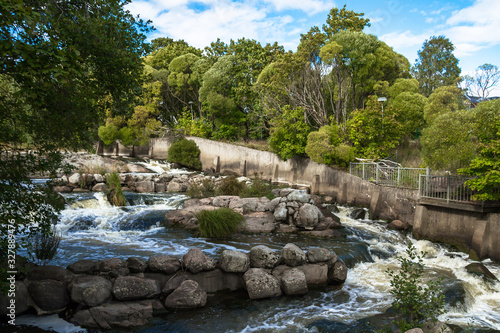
[{"xmin": 2, "ymin": 244, "xmax": 347, "ymax": 330}]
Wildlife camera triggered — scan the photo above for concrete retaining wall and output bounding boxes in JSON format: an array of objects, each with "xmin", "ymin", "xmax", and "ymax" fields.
[{"xmin": 97, "ymin": 137, "xmax": 500, "ymax": 262}]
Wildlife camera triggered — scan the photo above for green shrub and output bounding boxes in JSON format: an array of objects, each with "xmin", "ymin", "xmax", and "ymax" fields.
[
  {"xmin": 333, "ymin": 143, "xmax": 356, "ymax": 167},
  {"xmin": 106, "ymin": 172, "xmax": 127, "ymax": 206},
  {"xmin": 167, "ymin": 138, "xmax": 202, "ymax": 170},
  {"xmin": 240, "ymin": 174, "xmax": 274, "ymax": 199},
  {"xmin": 218, "ymin": 175, "xmax": 245, "ymax": 195},
  {"xmin": 196, "ymin": 208, "xmax": 244, "ymax": 238},
  {"xmin": 386, "ymin": 243, "xmax": 445, "ymax": 332}
]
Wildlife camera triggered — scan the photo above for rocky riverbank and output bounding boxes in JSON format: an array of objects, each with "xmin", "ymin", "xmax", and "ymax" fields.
[{"xmin": 2, "ymin": 244, "xmax": 347, "ymax": 330}]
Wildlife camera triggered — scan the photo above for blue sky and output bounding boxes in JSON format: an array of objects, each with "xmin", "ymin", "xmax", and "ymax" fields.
[{"xmin": 126, "ymin": 0, "xmax": 500, "ymax": 95}]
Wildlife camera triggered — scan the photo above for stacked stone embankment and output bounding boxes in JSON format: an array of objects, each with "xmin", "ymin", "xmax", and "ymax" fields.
[{"xmin": 2, "ymin": 244, "xmax": 347, "ymax": 330}]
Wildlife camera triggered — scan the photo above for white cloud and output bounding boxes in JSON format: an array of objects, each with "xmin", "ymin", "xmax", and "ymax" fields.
[
  {"xmin": 379, "ymin": 30, "xmax": 429, "ymax": 50},
  {"xmin": 126, "ymin": 0, "xmax": 335, "ymax": 50}
]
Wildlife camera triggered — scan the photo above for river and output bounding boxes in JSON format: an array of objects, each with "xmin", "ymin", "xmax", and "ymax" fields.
[{"xmin": 12, "ymin": 165, "xmax": 500, "ymax": 332}]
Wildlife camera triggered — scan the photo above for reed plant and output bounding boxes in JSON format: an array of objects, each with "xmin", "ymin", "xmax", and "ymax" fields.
[
  {"xmin": 32, "ymin": 231, "xmax": 62, "ymax": 265},
  {"xmin": 196, "ymin": 208, "xmax": 244, "ymax": 238},
  {"xmin": 106, "ymin": 172, "xmax": 127, "ymax": 206}
]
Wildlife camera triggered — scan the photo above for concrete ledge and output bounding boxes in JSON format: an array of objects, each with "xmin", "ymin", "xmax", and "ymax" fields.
[{"xmin": 418, "ymin": 198, "xmax": 500, "ymax": 213}]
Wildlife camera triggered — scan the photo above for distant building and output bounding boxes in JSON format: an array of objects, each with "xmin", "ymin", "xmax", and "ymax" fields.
[{"xmin": 465, "ymin": 95, "xmax": 499, "ymax": 108}]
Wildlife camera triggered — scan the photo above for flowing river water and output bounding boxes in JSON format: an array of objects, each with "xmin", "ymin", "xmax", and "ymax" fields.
[{"xmin": 13, "ymin": 164, "xmax": 500, "ymax": 333}]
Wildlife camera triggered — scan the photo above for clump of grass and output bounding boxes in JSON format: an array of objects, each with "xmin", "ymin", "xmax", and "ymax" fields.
[
  {"xmin": 196, "ymin": 208, "xmax": 244, "ymax": 238},
  {"xmin": 32, "ymin": 231, "xmax": 62, "ymax": 265},
  {"xmin": 79, "ymin": 162, "xmax": 107, "ymax": 175},
  {"xmin": 218, "ymin": 175, "xmax": 245, "ymax": 196},
  {"xmin": 241, "ymin": 174, "xmax": 274, "ymax": 199},
  {"xmin": 106, "ymin": 172, "xmax": 127, "ymax": 206}
]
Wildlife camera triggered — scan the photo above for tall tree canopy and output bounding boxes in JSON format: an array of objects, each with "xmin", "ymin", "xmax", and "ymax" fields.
[
  {"xmin": 0, "ymin": 0, "xmax": 152, "ymax": 289},
  {"xmin": 413, "ymin": 36, "xmax": 461, "ymax": 97}
]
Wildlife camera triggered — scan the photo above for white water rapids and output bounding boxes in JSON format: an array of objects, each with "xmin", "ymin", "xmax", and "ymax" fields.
[{"xmin": 13, "ymin": 159, "xmax": 500, "ymax": 332}]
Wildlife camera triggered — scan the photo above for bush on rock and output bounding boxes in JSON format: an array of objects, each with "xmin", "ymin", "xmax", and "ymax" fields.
[
  {"xmin": 196, "ymin": 208, "xmax": 244, "ymax": 238},
  {"xmin": 167, "ymin": 138, "xmax": 202, "ymax": 170}
]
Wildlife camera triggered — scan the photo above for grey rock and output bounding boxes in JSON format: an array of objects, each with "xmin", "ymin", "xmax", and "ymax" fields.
[
  {"xmin": 127, "ymin": 257, "xmax": 148, "ymax": 273},
  {"xmin": 72, "ymin": 301, "xmax": 154, "ymax": 329},
  {"xmin": 281, "ymin": 268, "xmax": 308, "ymax": 296},
  {"xmin": 287, "ymin": 190, "xmax": 310, "ymax": 203},
  {"xmin": 92, "ymin": 183, "xmax": 108, "ymax": 192},
  {"xmin": 162, "ymin": 275, "xmax": 190, "ymax": 296},
  {"xmin": 136, "ymin": 181, "xmax": 155, "ymax": 193},
  {"xmin": 243, "ymin": 268, "xmax": 282, "ymax": 299},
  {"xmin": 297, "ymin": 264, "xmax": 328, "ymax": 286},
  {"xmin": 182, "ymin": 248, "xmax": 216, "ymax": 274},
  {"xmin": 249, "ymin": 245, "xmax": 281, "ymax": 269},
  {"xmin": 307, "ymin": 248, "xmax": 335, "ymax": 263},
  {"xmin": 219, "ymin": 250, "xmax": 250, "ymax": 273},
  {"xmin": 167, "ymin": 181, "xmax": 188, "ymax": 192},
  {"xmin": 28, "ymin": 265, "xmax": 74, "ymax": 283},
  {"xmin": 0, "ymin": 281, "xmax": 29, "ymax": 316},
  {"xmin": 295, "ymin": 203, "xmax": 323, "ymax": 229},
  {"xmin": 212, "ymin": 196, "xmax": 239, "ymax": 207},
  {"xmin": 273, "ymin": 202, "xmax": 288, "ymax": 222},
  {"xmin": 148, "ymin": 255, "xmax": 181, "ymax": 274},
  {"xmin": 241, "ymin": 212, "xmax": 276, "ymax": 233},
  {"xmin": 112, "ymin": 276, "xmax": 160, "ymax": 301},
  {"xmin": 349, "ymin": 208, "xmax": 366, "ymax": 220},
  {"xmin": 229, "ymin": 197, "xmax": 259, "ymax": 213},
  {"xmin": 69, "ymin": 275, "xmax": 112, "ymax": 307},
  {"xmin": 68, "ymin": 173, "xmax": 81, "ymax": 185},
  {"xmin": 282, "ymin": 243, "xmax": 307, "ymax": 267},
  {"xmin": 164, "ymin": 280, "xmax": 207, "ymax": 309},
  {"xmin": 327, "ymin": 259, "xmax": 348, "ymax": 285},
  {"xmin": 29, "ymin": 280, "xmax": 70, "ymax": 312}
]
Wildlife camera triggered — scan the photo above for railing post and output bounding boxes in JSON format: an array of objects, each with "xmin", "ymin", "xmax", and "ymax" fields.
[
  {"xmin": 418, "ymin": 174, "xmax": 422, "ymax": 198},
  {"xmin": 397, "ymin": 167, "xmax": 401, "ymax": 187},
  {"xmin": 376, "ymin": 163, "xmax": 380, "ymax": 184},
  {"xmin": 447, "ymin": 175, "xmax": 451, "ymax": 203},
  {"xmin": 362, "ymin": 163, "xmax": 365, "ymax": 180}
]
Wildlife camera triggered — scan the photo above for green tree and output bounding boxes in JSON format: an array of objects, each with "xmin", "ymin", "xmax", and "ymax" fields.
[
  {"xmin": 413, "ymin": 36, "xmax": 461, "ymax": 97},
  {"xmin": 322, "ymin": 4, "xmax": 371, "ymax": 38},
  {"xmin": 388, "ymin": 78, "xmax": 420, "ymax": 98},
  {"xmin": 459, "ymin": 99, "xmax": 500, "ymax": 200},
  {"xmin": 0, "ymin": 0, "xmax": 151, "ymax": 290},
  {"xmin": 348, "ymin": 96, "xmax": 403, "ymax": 159},
  {"xmin": 269, "ymin": 105, "xmax": 311, "ymax": 160},
  {"xmin": 423, "ymin": 85, "xmax": 463, "ymax": 124},
  {"xmin": 421, "ymin": 110, "xmax": 476, "ymax": 172},
  {"xmin": 392, "ymin": 92, "xmax": 427, "ymax": 138},
  {"xmin": 167, "ymin": 138, "xmax": 202, "ymax": 170}
]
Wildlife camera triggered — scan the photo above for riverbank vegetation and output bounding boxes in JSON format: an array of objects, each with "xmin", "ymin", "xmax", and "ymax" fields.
[{"xmin": 196, "ymin": 208, "xmax": 244, "ymax": 238}]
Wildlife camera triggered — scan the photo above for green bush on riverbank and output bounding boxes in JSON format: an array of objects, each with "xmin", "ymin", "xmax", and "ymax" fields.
[{"xmin": 196, "ymin": 208, "xmax": 244, "ymax": 238}]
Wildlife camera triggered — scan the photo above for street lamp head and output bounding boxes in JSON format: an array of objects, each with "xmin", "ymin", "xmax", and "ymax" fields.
[{"xmin": 377, "ymin": 97, "xmax": 387, "ymax": 102}]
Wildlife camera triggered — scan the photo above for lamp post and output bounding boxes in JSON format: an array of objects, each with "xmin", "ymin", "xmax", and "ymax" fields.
[
  {"xmin": 188, "ymin": 101, "xmax": 194, "ymax": 120},
  {"xmin": 377, "ymin": 97, "xmax": 387, "ymax": 134}
]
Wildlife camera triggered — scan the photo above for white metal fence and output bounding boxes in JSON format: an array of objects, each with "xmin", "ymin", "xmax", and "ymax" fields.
[
  {"xmin": 418, "ymin": 175, "xmax": 476, "ymax": 203},
  {"xmin": 349, "ymin": 162, "xmax": 429, "ymax": 190}
]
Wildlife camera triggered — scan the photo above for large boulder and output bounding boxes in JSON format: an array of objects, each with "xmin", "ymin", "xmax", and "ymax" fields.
[
  {"xmin": 164, "ymin": 280, "xmax": 207, "ymax": 309},
  {"xmin": 241, "ymin": 212, "xmax": 276, "ymax": 233},
  {"xmin": 182, "ymin": 248, "xmax": 216, "ymax": 274},
  {"xmin": 167, "ymin": 181, "xmax": 188, "ymax": 192},
  {"xmin": 281, "ymin": 268, "xmax": 308, "ymax": 296},
  {"xmin": 68, "ymin": 173, "xmax": 81, "ymax": 185},
  {"xmin": 229, "ymin": 197, "xmax": 259, "ymax": 214},
  {"xmin": 212, "ymin": 196, "xmax": 239, "ymax": 207},
  {"xmin": 249, "ymin": 245, "xmax": 281, "ymax": 269},
  {"xmin": 28, "ymin": 265, "xmax": 74, "ymax": 283},
  {"xmin": 126, "ymin": 257, "xmax": 148, "ymax": 273},
  {"xmin": 69, "ymin": 275, "xmax": 113, "ymax": 307},
  {"xmin": 98, "ymin": 258, "xmax": 129, "ymax": 277},
  {"xmin": 287, "ymin": 190, "xmax": 311, "ymax": 203},
  {"xmin": 219, "ymin": 250, "xmax": 250, "ymax": 273},
  {"xmin": 328, "ymin": 260, "xmax": 348, "ymax": 285},
  {"xmin": 273, "ymin": 202, "xmax": 288, "ymax": 222},
  {"xmin": 67, "ymin": 260, "xmax": 99, "ymax": 275},
  {"xmin": 135, "ymin": 181, "xmax": 155, "ymax": 193},
  {"xmin": 282, "ymin": 243, "xmax": 307, "ymax": 267},
  {"xmin": 28, "ymin": 280, "xmax": 70, "ymax": 313},
  {"xmin": 164, "ymin": 210, "xmax": 198, "ymax": 230},
  {"xmin": 112, "ymin": 276, "xmax": 160, "ymax": 301},
  {"xmin": 297, "ymin": 264, "xmax": 328, "ymax": 286},
  {"xmin": 147, "ymin": 255, "xmax": 181, "ymax": 274},
  {"xmin": 295, "ymin": 204, "xmax": 323, "ymax": 229},
  {"xmin": 71, "ymin": 301, "xmax": 154, "ymax": 329},
  {"xmin": 243, "ymin": 268, "xmax": 282, "ymax": 299},
  {"xmin": 0, "ymin": 281, "xmax": 29, "ymax": 316},
  {"xmin": 307, "ymin": 248, "xmax": 336, "ymax": 263}
]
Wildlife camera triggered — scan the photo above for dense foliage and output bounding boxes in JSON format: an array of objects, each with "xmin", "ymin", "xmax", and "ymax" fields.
[
  {"xmin": 167, "ymin": 138, "xmax": 202, "ymax": 170},
  {"xmin": 0, "ymin": 0, "xmax": 151, "ymax": 290}
]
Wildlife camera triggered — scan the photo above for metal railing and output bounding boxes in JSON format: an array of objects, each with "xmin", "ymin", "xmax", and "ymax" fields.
[
  {"xmin": 418, "ymin": 175, "xmax": 475, "ymax": 203},
  {"xmin": 350, "ymin": 162, "xmax": 429, "ymax": 190}
]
